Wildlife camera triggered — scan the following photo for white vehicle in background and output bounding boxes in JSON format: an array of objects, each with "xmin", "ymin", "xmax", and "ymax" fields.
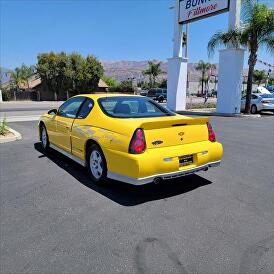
[
  {"xmin": 257, "ymin": 86, "xmax": 271, "ymax": 94},
  {"xmin": 241, "ymin": 93, "xmax": 274, "ymax": 114}
]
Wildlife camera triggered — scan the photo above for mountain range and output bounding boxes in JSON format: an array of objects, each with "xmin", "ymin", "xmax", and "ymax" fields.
[
  {"xmin": 101, "ymin": 60, "xmax": 219, "ymax": 82},
  {"xmin": 1, "ymin": 60, "xmax": 251, "ymax": 85}
]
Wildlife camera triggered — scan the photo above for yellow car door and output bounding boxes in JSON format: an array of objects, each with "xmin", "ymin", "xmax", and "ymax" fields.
[
  {"xmin": 70, "ymin": 98, "xmax": 95, "ymax": 160},
  {"xmin": 54, "ymin": 96, "xmax": 86, "ymax": 153}
]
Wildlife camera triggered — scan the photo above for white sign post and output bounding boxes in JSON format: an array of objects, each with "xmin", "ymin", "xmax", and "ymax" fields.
[
  {"xmin": 167, "ymin": 0, "xmax": 187, "ymax": 112},
  {"xmin": 216, "ymin": 0, "xmax": 244, "ymax": 114},
  {"xmin": 167, "ymin": 0, "xmax": 230, "ymax": 112}
]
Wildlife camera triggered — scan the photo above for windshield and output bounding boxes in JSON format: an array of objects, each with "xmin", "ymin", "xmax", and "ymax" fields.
[{"xmin": 98, "ymin": 96, "xmax": 175, "ymax": 118}]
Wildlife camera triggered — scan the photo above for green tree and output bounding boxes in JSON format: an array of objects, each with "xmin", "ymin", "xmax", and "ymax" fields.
[
  {"xmin": 102, "ymin": 75, "xmax": 118, "ymax": 88},
  {"xmin": 37, "ymin": 52, "xmax": 103, "ymax": 99},
  {"xmin": 10, "ymin": 68, "xmax": 24, "ymax": 91},
  {"xmin": 21, "ymin": 64, "xmax": 36, "ymax": 89},
  {"xmin": 208, "ymin": 2, "xmax": 274, "ymax": 113},
  {"xmin": 195, "ymin": 61, "xmax": 212, "ymax": 95},
  {"xmin": 37, "ymin": 52, "xmax": 69, "ymax": 100},
  {"xmin": 78, "ymin": 55, "xmax": 104, "ymax": 93},
  {"xmin": 253, "ymin": 70, "xmax": 266, "ymax": 86},
  {"xmin": 137, "ymin": 81, "xmax": 150, "ymax": 90},
  {"xmin": 158, "ymin": 79, "xmax": 167, "ymax": 88},
  {"xmin": 109, "ymin": 80, "xmax": 134, "ymax": 93},
  {"xmin": 142, "ymin": 61, "xmax": 163, "ymax": 88}
]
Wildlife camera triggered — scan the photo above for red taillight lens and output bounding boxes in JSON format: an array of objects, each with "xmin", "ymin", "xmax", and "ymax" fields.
[
  {"xmin": 207, "ymin": 122, "xmax": 216, "ymax": 142},
  {"xmin": 262, "ymin": 100, "xmax": 271, "ymax": 104},
  {"xmin": 129, "ymin": 128, "xmax": 146, "ymax": 154}
]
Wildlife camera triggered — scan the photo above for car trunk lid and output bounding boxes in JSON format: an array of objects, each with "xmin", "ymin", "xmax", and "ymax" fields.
[{"xmin": 139, "ymin": 116, "xmax": 209, "ymax": 149}]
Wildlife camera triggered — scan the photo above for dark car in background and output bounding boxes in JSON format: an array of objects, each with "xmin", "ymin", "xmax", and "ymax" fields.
[{"xmin": 147, "ymin": 88, "xmax": 167, "ymax": 102}]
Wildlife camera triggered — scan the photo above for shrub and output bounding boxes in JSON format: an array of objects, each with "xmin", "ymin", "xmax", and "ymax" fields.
[
  {"xmin": 2, "ymin": 90, "xmax": 10, "ymax": 101},
  {"xmin": 0, "ymin": 118, "xmax": 8, "ymax": 135}
]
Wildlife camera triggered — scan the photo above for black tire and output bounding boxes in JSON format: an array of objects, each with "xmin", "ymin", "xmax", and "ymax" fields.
[
  {"xmin": 251, "ymin": 104, "xmax": 257, "ymax": 114},
  {"xmin": 40, "ymin": 124, "xmax": 49, "ymax": 150},
  {"xmin": 86, "ymin": 144, "xmax": 107, "ymax": 185}
]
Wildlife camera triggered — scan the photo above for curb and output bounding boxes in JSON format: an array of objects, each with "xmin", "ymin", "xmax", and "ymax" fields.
[{"xmin": 0, "ymin": 127, "xmax": 22, "ymax": 144}]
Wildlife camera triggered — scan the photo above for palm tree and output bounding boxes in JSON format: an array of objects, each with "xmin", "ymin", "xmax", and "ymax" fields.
[
  {"xmin": 10, "ymin": 68, "xmax": 23, "ymax": 90},
  {"xmin": 208, "ymin": 2, "xmax": 274, "ymax": 114},
  {"xmin": 195, "ymin": 61, "xmax": 211, "ymax": 95},
  {"xmin": 143, "ymin": 61, "xmax": 163, "ymax": 88},
  {"xmin": 253, "ymin": 70, "xmax": 266, "ymax": 86},
  {"xmin": 21, "ymin": 64, "xmax": 35, "ymax": 89}
]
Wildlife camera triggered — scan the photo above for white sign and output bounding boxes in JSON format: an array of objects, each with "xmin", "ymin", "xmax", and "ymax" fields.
[{"xmin": 179, "ymin": 0, "xmax": 229, "ymax": 24}]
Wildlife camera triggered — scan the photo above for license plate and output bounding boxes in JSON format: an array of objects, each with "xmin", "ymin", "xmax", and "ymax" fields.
[{"xmin": 179, "ymin": 154, "xmax": 193, "ymax": 167}]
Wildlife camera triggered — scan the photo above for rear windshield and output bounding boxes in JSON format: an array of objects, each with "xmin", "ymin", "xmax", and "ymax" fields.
[{"xmin": 98, "ymin": 96, "xmax": 175, "ymax": 118}]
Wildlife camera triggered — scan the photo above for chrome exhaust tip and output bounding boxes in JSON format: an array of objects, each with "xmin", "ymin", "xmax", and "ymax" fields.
[{"xmin": 153, "ymin": 177, "xmax": 162, "ymax": 184}]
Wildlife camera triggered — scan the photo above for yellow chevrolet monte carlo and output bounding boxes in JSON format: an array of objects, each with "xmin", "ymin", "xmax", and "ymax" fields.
[{"xmin": 38, "ymin": 94, "xmax": 223, "ymax": 185}]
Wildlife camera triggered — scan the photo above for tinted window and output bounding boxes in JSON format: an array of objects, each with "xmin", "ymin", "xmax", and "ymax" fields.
[
  {"xmin": 251, "ymin": 95, "xmax": 258, "ymax": 99},
  {"xmin": 98, "ymin": 96, "xmax": 174, "ymax": 118},
  {"xmin": 58, "ymin": 97, "xmax": 85, "ymax": 118},
  {"xmin": 77, "ymin": 98, "xmax": 94, "ymax": 119}
]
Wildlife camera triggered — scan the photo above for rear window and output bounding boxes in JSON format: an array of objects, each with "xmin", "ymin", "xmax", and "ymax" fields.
[{"xmin": 98, "ymin": 96, "xmax": 175, "ymax": 118}]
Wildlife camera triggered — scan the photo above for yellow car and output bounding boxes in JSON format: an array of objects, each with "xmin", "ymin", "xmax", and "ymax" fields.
[{"xmin": 39, "ymin": 94, "xmax": 223, "ymax": 185}]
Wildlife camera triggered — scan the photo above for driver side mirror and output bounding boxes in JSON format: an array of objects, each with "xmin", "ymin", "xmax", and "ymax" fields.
[{"xmin": 48, "ymin": 109, "xmax": 57, "ymax": 115}]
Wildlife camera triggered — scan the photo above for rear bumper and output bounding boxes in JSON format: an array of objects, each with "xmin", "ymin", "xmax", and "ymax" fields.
[
  {"xmin": 260, "ymin": 104, "xmax": 274, "ymax": 111},
  {"xmin": 107, "ymin": 160, "xmax": 221, "ymax": 185}
]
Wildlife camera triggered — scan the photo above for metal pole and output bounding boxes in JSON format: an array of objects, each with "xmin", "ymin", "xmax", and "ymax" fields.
[
  {"xmin": 172, "ymin": 0, "xmax": 183, "ymax": 57},
  {"xmin": 185, "ymin": 23, "xmax": 189, "ymax": 58}
]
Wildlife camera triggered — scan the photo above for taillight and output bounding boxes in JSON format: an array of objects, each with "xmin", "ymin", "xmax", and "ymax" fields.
[
  {"xmin": 129, "ymin": 128, "xmax": 146, "ymax": 154},
  {"xmin": 207, "ymin": 122, "xmax": 216, "ymax": 142},
  {"xmin": 261, "ymin": 100, "xmax": 271, "ymax": 104}
]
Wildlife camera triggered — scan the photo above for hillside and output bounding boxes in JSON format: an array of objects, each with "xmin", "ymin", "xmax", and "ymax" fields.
[{"xmin": 101, "ymin": 60, "xmax": 219, "ymax": 82}]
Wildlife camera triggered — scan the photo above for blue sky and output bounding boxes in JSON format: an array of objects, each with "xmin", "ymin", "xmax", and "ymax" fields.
[{"xmin": 0, "ymin": 0, "xmax": 273, "ymax": 70}]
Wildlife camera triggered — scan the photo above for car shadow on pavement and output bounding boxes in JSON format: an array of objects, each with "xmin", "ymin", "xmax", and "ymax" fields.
[{"xmin": 34, "ymin": 142, "xmax": 213, "ymax": 206}]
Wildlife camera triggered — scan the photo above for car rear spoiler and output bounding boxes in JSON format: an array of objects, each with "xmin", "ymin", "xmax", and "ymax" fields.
[{"xmin": 140, "ymin": 117, "xmax": 209, "ymax": 130}]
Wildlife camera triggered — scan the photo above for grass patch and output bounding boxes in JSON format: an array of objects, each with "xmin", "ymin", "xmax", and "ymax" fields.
[
  {"xmin": 186, "ymin": 102, "xmax": 216, "ymax": 109},
  {"xmin": 0, "ymin": 118, "xmax": 8, "ymax": 136}
]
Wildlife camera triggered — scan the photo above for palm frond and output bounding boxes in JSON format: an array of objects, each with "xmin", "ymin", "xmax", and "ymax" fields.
[
  {"xmin": 261, "ymin": 36, "xmax": 274, "ymax": 53},
  {"xmin": 207, "ymin": 29, "xmax": 242, "ymax": 57}
]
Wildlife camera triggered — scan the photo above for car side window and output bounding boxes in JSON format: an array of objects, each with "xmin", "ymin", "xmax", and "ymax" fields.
[
  {"xmin": 251, "ymin": 95, "xmax": 257, "ymax": 99},
  {"xmin": 58, "ymin": 97, "xmax": 85, "ymax": 118},
  {"xmin": 77, "ymin": 98, "xmax": 94, "ymax": 119}
]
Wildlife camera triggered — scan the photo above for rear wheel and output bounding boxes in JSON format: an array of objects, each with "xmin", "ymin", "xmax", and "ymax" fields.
[
  {"xmin": 40, "ymin": 124, "xmax": 49, "ymax": 150},
  {"xmin": 87, "ymin": 144, "xmax": 107, "ymax": 185},
  {"xmin": 250, "ymin": 104, "xmax": 257, "ymax": 114}
]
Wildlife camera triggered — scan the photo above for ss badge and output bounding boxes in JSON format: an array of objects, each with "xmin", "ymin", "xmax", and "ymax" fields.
[{"xmin": 152, "ymin": 140, "xmax": 163, "ymax": 146}]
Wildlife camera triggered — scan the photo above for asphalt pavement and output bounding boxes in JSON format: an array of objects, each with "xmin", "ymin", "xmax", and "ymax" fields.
[
  {"xmin": 0, "ymin": 116, "xmax": 274, "ymax": 274},
  {"xmin": 0, "ymin": 101, "xmax": 64, "ymax": 121}
]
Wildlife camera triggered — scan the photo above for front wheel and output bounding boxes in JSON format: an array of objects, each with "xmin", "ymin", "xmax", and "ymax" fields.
[
  {"xmin": 87, "ymin": 144, "xmax": 107, "ymax": 185},
  {"xmin": 40, "ymin": 125, "xmax": 49, "ymax": 150}
]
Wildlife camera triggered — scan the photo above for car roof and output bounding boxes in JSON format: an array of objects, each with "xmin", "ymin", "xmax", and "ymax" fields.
[{"xmin": 74, "ymin": 93, "xmax": 140, "ymax": 99}]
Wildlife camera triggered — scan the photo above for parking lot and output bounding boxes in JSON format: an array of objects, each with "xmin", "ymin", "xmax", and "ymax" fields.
[{"xmin": 1, "ymin": 116, "xmax": 274, "ymax": 274}]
